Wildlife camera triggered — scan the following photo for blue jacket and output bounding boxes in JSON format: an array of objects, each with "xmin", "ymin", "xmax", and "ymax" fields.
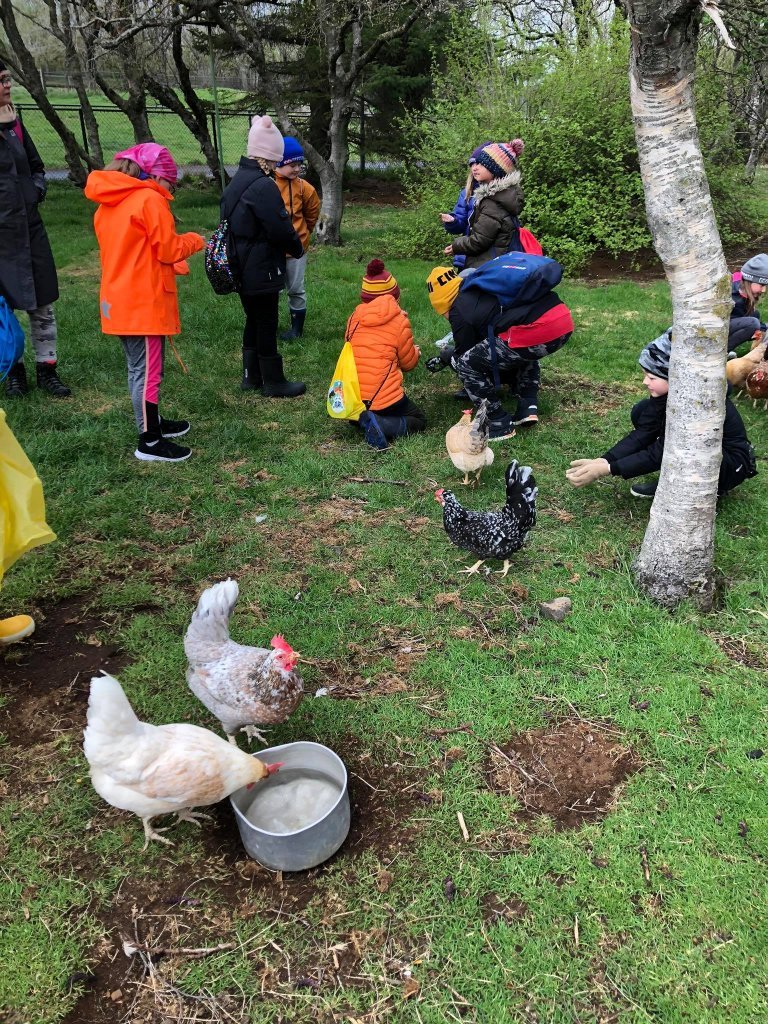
[{"xmin": 443, "ymin": 189, "xmax": 475, "ymax": 269}]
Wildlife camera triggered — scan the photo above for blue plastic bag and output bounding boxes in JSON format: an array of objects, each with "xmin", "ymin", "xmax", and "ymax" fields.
[{"xmin": 0, "ymin": 298, "xmax": 25, "ymax": 382}]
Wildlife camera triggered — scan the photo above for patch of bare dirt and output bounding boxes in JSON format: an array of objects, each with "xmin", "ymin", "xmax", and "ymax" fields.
[
  {"xmin": 481, "ymin": 893, "xmax": 530, "ymax": 925},
  {"xmin": 344, "ymin": 176, "xmax": 404, "ymax": 206},
  {"xmin": 0, "ymin": 596, "xmax": 128, "ymax": 748},
  {"xmin": 706, "ymin": 632, "xmax": 768, "ymax": 671},
  {"xmin": 487, "ymin": 720, "xmax": 641, "ymax": 830}
]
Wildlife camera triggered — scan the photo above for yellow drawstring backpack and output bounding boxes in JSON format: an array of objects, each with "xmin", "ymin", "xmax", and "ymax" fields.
[
  {"xmin": 327, "ymin": 323, "xmax": 366, "ymax": 421},
  {"xmin": 0, "ymin": 408, "xmax": 56, "ymax": 585}
]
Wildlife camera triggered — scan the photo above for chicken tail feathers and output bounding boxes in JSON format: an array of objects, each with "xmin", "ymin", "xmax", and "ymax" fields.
[
  {"xmin": 83, "ymin": 673, "xmax": 141, "ymax": 763},
  {"xmin": 184, "ymin": 579, "xmax": 238, "ymax": 655},
  {"xmin": 505, "ymin": 460, "xmax": 538, "ymax": 525}
]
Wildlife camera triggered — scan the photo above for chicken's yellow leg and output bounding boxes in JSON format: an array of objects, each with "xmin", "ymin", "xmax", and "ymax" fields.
[
  {"xmin": 496, "ymin": 560, "xmax": 512, "ymax": 577},
  {"xmin": 141, "ymin": 816, "xmax": 174, "ymax": 851},
  {"xmin": 176, "ymin": 809, "xmax": 213, "ymax": 828},
  {"xmin": 461, "ymin": 473, "xmax": 470, "ymax": 486},
  {"xmin": 459, "ymin": 560, "xmax": 485, "ymax": 575}
]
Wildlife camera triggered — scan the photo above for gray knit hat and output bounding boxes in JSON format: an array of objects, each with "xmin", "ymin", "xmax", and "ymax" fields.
[
  {"xmin": 741, "ymin": 254, "xmax": 768, "ymax": 286},
  {"xmin": 639, "ymin": 329, "xmax": 672, "ymax": 380}
]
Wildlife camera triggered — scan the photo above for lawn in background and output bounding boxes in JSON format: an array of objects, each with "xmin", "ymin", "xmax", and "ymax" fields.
[{"xmin": 1, "ymin": 181, "xmax": 767, "ymax": 1023}]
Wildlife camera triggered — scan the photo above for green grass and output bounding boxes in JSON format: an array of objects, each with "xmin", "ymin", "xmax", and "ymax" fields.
[{"xmin": 2, "ymin": 183, "xmax": 768, "ymax": 1023}]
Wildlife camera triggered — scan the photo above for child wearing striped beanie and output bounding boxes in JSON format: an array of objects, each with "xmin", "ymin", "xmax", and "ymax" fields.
[
  {"xmin": 445, "ymin": 138, "xmax": 525, "ymax": 271},
  {"xmin": 360, "ymin": 259, "xmax": 400, "ymax": 302}
]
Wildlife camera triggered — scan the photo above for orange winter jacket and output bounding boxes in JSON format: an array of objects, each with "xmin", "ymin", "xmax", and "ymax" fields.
[
  {"xmin": 345, "ymin": 295, "xmax": 419, "ymax": 411},
  {"xmin": 275, "ymin": 175, "xmax": 320, "ymax": 252},
  {"xmin": 84, "ymin": 171, "xmax": 204, "ymax": 337}
]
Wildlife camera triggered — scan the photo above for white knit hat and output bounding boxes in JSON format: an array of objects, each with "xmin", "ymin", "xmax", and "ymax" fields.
[{"xmin": 247, "ymin": 115, "xmax": 284, "ymax": 162}]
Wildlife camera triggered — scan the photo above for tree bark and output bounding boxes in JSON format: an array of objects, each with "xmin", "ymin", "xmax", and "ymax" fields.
[{"xmin": 621, "ymin": 1, "xmax": 732, "ymax": 610}]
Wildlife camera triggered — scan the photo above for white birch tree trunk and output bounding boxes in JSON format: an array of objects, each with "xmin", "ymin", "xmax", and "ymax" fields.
[{"xmin": 622, "ymin": 1, "xmax": 732, "ymax": 609}]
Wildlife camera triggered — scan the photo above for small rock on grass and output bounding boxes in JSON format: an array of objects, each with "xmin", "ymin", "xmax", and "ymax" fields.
[{"xmin": 539, "ymin": 597, "xmax": 572, "ymax": 622}]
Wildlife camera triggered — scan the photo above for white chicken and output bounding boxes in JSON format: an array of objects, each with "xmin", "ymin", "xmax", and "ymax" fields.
[
  {"xmin": 184, "ymin": 579, "xmax": 304, "ymax": 745},
  {"xmin": 445, "ymin": 400, "xmax": 494, "ymax": 486},
  {"xmin": 83, "ymin": 673, "xmax": 280, "ymax": 850}
]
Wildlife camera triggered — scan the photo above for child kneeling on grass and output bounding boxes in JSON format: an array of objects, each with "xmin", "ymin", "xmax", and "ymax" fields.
[
  {"xmin": 565, "ymin": 331, "xmax": 756, "ymax": 498},
  {"xmin": 85, "ymin": 144, "xmax": 205, "ymax": 463},
  {"xmin": 347, "ymin": 260, "xmax": 425, "ymax": 451}
]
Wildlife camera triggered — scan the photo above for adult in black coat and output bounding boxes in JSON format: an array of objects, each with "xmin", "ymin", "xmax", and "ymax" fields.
[
  {"xmin": 221, "ymin": 115, "xmax": 305, "ymax": 397},
  {"xmin": 0, "ymin": 62, "xmax": 70, "ymax": 398}
]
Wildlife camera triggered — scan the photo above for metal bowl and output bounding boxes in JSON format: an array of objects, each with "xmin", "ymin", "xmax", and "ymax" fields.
[{"xmin": 230, "ymin": 741, "xmax": 350, "ymax": 871}]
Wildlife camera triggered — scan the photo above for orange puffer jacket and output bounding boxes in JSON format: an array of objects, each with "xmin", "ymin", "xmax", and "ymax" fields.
[
  {"xmin": 346, "ymin": 295, "xmax": 419, "ymax": 410},
  {"xmin": 84, "ymin": 171, "xmax": 204, "ymax": 337},
  {"xmin": 275, "ymin": 175, "xmax": 320, "ymax": 252}
]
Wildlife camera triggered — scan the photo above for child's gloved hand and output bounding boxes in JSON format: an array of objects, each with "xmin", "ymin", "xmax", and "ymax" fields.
[
  {"xmin": 426, "ymin": 355, "xmax": 445, "ymax": 374},
  {"xmin": 566, "ymin": 458, "xmax": 610, "ymax": 488}
]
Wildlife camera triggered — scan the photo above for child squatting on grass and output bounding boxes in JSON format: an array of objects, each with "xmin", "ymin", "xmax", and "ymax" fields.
[
  {"xmin": 84, "ymin": 144, "xmax": 205, "ymax": 463},
  {"xmin": 346, "ymin": 260, "xmax": 426, "ymax": 451},
  {"xmin": 565, "ymin": 331, "xmax": 757, "ymax": 499}
]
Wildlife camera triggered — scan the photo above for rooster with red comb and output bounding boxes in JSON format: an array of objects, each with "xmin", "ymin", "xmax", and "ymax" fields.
[{"xmin": 184, "ymin": 579, "xmax": 303, "ymax": 745}]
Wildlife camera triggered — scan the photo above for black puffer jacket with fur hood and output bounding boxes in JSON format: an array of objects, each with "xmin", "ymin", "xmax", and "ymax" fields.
[{"xmin": 449, "ymin": 171, "xmax": 524, "ymax": 269}]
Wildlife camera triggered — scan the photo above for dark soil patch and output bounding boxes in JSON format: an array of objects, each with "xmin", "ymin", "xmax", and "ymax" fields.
[
  {"xmin": 0, "ymin": 596, "xmax": 128, "ymax": 747},
  {"xmin": 706, "ymin": 632, "xmax": 768, "ymax": 671},
  {"xmin": 481, "ymin": 892, "xmax": 530, "ymax": 925},
  {"xmin": 487, "ymin": 720, "xmax": 641, "ymax": 830},
  {"xmin": 578, "ymin": 243, "xmax": 763, "ymax": 285},
  {"xmin": 60, "ymin": 738, "xmax": 424, "ymax": 1023},
  {"xmin": 344, "ymin": 176, "xmax": 404, "ymax": 206}
]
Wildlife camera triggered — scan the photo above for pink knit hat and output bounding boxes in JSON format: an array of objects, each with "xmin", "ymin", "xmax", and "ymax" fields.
[
  {"xmin": 114, "ymin": 143, "xmax": 178, "ymax": 185},
  {"xmin": 247, "ymin": 115, "xmax": 284, "ymax": 162}
]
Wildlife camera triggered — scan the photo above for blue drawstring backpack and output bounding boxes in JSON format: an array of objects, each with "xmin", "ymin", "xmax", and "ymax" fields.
[
  {"xmin": 462, "ymin": 251, "xmax": 563, "ymax": 309},
  {"xmin": 0, "ymin": 298, "xmax": 24, "ymax": 382}
]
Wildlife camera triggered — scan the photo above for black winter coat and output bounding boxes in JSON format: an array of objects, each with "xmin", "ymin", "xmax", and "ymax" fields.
[
  {"xmin": 603, "ymin": 393, "xmax": 754, "ymax": 483},
  {"xmin": 0, "ymin": 116, "xmax": 58, "ymax": 311},
  {"xmin": 221, "ymin": 158, "xmax": 304, "ymax": 295}
]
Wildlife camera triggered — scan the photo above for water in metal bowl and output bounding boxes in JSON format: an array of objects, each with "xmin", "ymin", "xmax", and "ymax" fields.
[{"xmin": 230, "ymin": 741, "xmax": 351, "ymax": 871}]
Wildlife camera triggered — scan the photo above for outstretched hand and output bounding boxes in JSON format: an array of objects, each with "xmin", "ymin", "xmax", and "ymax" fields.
[
  {"xmin": 443, "ymin": 245, "xmax": 454, "ymax": 255},
  {"xmin": 565, "ymin": 458, "xmax": 611, "ymax": 488},
  {"xmin": 440, "ymin": 214, "xmax": 455, "ymax": 223}
]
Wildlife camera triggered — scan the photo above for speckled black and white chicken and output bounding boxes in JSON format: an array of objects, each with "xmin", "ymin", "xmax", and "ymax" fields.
[
  {"xmin": 184, "ymin": 579, "xmax": 304, "ymax": 744},
  {"xmin": 435, "ymin": 460, "xmax": 537, "ymax": 576}
]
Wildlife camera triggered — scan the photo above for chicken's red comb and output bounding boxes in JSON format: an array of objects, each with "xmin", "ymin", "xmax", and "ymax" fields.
[{"xmin": 270, "ymin": 635, "xmax": 293, "ymax": 653}]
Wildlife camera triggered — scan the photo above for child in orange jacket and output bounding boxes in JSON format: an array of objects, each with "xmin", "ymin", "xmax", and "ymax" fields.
[
  {"xmin": 346, "ymin": 260, "xmax": 425, "ymax": 450},
  {"xmin": 84, "ymin": 144, "xmax": 205, "ymax": 463},
  {"xmin": 274, "ymin": 138, "xmax": 320, "ymax": 340}
]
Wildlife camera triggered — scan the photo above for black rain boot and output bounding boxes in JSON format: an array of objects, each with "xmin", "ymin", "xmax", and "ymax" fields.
[
  {"xmin": 5, "ymin": 361, "xmax": 28, "ymax": 398},
  {"xmin": 36, "ymin": 361, "xmax": 72, "ymax": 398},
  {"xmin": 280, "ymin": 308, "xmax": 306, "ymax": 341},
  {"xmin": 259, "ymin": 355, "xmax": 306, "ymax": 398},
  {"xmin": 241, "ymin": 349, "xmax": 262, "ymax": 392}
]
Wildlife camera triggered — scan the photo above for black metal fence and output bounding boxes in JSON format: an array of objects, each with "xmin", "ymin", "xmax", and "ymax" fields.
[{"xmin": 16, "ymin": 103, "xmax": 319, "ymax": 176}]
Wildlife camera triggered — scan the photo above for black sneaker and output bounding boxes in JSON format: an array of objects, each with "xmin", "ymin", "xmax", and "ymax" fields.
[
  {"xmin": 135, "ymin": 436, "xmax": 191, "ymax": 462},
  {"xmin": 630, "ymin": 480, "xmax": 657, "ymax": 499},
  {"xmin": 160, "ymin": 417, "xmax": 190, "ymax": 438},
  {"xmin": 513, "ymin": 404, "xmax": 539, "ymax": 426},
  {"xmin": 5, "ymin": 361, "xmax": 28, "ymax": 397},
  {"xmin": 488, "ymin": 413, "xmax": 516, "ymax": 442},
  {"xmin": 36, "ymin": 362, "xmax": 72, "ymax": 398}
]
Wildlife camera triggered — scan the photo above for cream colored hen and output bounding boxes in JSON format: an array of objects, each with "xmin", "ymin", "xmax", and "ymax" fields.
[
  {"xmin": 184, "ymin": 579, "xmax": 303, "ymax": 745},
  {"xmin": 83, "ymin": 673, "xmax": 279, "ymax": 850},
  {"xmin": 445, "ymin": 400, "xmax": 494, "ymax": 486}
]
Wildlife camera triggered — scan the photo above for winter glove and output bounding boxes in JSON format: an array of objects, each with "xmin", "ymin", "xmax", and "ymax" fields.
[
  {"xmin": 427, "ymin": 347, "xmax": 454, "ymax": 374},
  {"xmin": 565, "ymin": 458, "xmax": 611, "ymax": 488}
]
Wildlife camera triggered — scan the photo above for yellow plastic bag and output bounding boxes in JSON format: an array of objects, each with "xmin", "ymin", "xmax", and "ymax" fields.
[
  {"xmin": 327, "ymin": 341, "xmax": 366, "ymax": 421},
  {"xmin": 0, "ymin": 408, "xmax": 56, "ymax": 585}
]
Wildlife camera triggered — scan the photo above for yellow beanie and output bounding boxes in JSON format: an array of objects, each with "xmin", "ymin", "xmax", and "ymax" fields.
[{"xmin": 426, "ymin": 266, "xmax": 462, "ymax": 315}]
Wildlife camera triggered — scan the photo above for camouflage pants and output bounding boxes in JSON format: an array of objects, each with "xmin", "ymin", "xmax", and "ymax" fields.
[
  {"xmin": 456, "ymin": 334, "xmax": 568, "ymax": 416},
  {"xmin": 25, "ymin": 304, "xmax": 58, "ymax": 362}
]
